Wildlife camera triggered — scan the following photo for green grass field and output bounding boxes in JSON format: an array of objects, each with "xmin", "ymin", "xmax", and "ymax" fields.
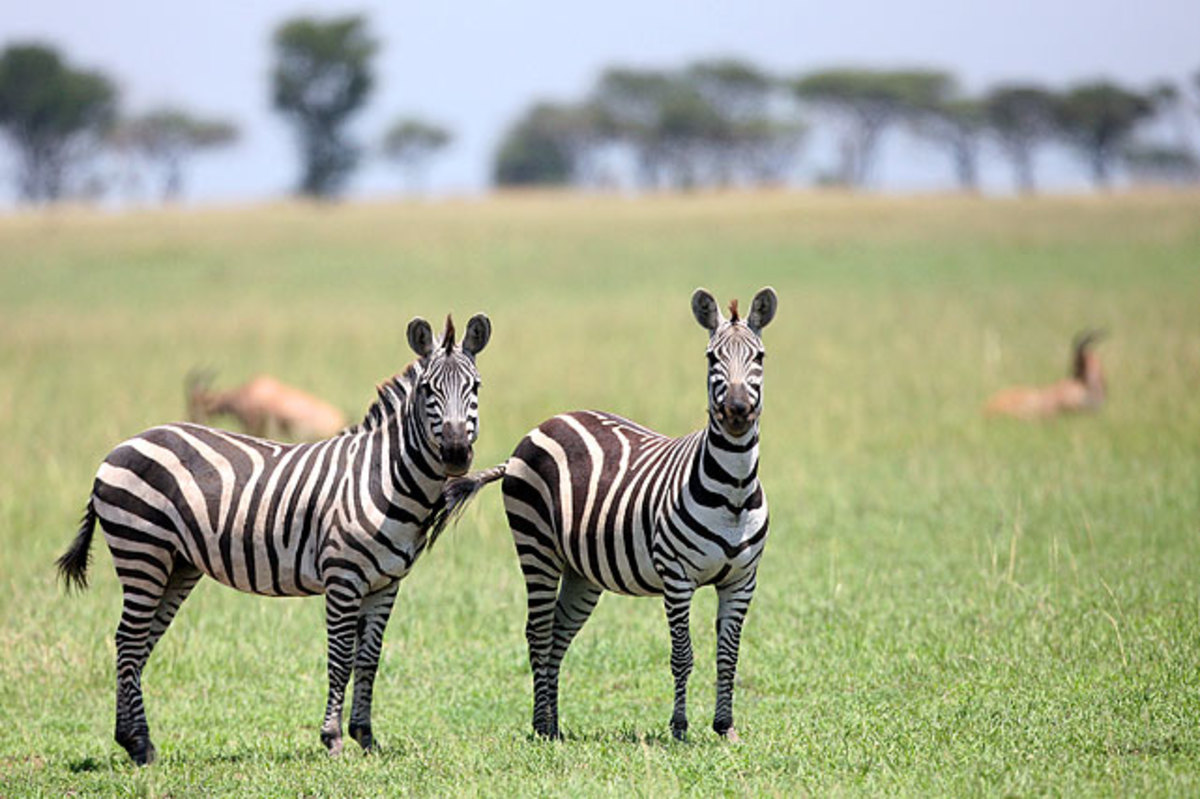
[{"xmin": 1, "ymin": 191, "xmax": 1198, "ymax": 796}]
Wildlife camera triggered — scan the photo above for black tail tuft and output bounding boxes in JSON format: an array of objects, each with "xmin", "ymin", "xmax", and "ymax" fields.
[
  {"xmin": 56, "ymin": 498, "xmax": 98, "ymax": 593},
  {"xmin": 423, "ymin": 463, "xmax": 507, "ymax": 550}
]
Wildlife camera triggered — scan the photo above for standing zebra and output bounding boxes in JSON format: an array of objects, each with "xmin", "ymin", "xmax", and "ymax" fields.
[
  {"xmin": 56, "ymin": 313, "xmax": 491, "ymax": 764},
  {"xmin": 444, "ymin": 287, "xmax": 776, "ymax": 741}
]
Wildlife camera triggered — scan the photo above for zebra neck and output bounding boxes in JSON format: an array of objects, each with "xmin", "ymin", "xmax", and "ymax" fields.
[
  {"xmin": 699, "ymin": 420, "xmax": 761, "ymax": 505},
  {"xmin": 393, "ymin": 403, "xmax": 446, "ymax": 506}
]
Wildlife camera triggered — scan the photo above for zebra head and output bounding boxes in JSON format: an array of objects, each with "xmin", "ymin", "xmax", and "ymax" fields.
[
  {"xmin": 406, "ymin": 313, "xmax": 492, "ymax": 477},
  {"xmin": 692, "ymin": 287, "xmax": 777, "ymax": 439}
]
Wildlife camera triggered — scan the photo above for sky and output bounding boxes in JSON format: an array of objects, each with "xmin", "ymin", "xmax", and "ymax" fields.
[{"xmin": 2, "ymin": 0, "xmax": 1197, "ymax": 204}]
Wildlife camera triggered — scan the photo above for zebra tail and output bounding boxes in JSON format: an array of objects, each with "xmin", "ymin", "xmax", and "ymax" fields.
[
  {"xmin": 424, "ymin": 463, "xmax": 508, "ymax": 549},
  {"xmin": 56, "ymin": 497, "xmax": 98, "ymax": 593}
]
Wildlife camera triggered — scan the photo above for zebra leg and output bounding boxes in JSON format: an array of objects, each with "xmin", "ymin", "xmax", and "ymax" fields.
[
  {"xmin": 320, "ymin": 586, "xmax": 363, "ymax": 756},
  {"xmin": 144, "ymin": 563, "xmax": 204, "ymax": 659},
  {"xmin": 112, "ymin": 559, "xmax": 173, "ymax": 765},
  {"xmin": 348, "ymin": 581, "xmax": 400, "ymax": 752},
  {"xmin": 542, "ymin": 568, "xmax": 603, "ymax": 739},
  {"xmin": 662, "ymin": 576, "xmax": 697, "ymax": 741},
  {"xmin": 713, "ymin": 571, "xmax": 756, "ymax": 742},
  {"xmin": 520, "ymin": 558, "xmax": 562, "ymax": 739}
]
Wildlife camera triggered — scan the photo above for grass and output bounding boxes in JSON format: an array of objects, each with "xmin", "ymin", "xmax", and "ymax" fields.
[{"xmin": 0, "ymin": 190, "xmax": 1198, "ymax": 796}]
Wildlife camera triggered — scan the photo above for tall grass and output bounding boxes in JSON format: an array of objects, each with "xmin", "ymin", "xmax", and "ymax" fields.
[{"xmin": 1, "ymin": 191, "xmax": 1198, "ymax": 796}]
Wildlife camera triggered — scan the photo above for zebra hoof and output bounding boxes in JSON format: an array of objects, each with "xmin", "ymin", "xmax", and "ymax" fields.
[
  {"xmin": 321, "ymin": 729, "xmax": 344, "ymax": 757},
  {"xmin": 671, "ymin": 720, "xmax": 689, "ymax": 742},
  {"xmin": 116, "ymin": 729, "xmax": 156, "ymax": 766},
  {"xmin": 532, "ymin": 722, "xmax": 561, "ymax": 740},
  {"xmin": 349, "ymin": 723, "xmax": 374, "ymax": 752}
]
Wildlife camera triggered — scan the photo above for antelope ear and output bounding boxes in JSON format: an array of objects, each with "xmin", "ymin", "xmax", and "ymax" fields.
[
  {"xmin": 462, "ymin": 313, "xmax": 492, "ymax": 357},
  {"xmin": 691, "ymin": 288, "xmax": 722, "ymax": 334},
  {"xmin": 407, "ymin": 317, "xmax": 434, "ymax": 357},
  {"xmin": 747, "ymin": 287, "xmax": 777, "ymax": 335}
]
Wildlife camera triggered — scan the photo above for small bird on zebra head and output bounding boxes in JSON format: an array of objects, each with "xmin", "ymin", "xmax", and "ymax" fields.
[
  {"xmin": 57, "ymin": 311, "xmax": 491, "ymax": 765},
  {"xmin": 438, "ymin": 286, "xmax": 777, "ymax": 743}
]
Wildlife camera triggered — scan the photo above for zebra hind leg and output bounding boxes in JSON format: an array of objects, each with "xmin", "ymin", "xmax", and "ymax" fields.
[
  {"xmin": 348, "ymin": 582, "xmax": 400, "ymax": 752},
  {"xmin": 520, "ymin": 559, "xmax": 563, "ymax": 739},
  {"xmin": 542, "ymin": 568, "xmax": 603, "ymax": 739},
  {"xmin": 111, "ymin": 546, "xmax": 181, "ymax": 764}
]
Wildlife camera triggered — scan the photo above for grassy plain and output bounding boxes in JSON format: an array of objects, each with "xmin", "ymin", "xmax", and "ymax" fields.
[{"xmin": 0, "ymin": 191, "xmax": 1198, "ymax": 796}]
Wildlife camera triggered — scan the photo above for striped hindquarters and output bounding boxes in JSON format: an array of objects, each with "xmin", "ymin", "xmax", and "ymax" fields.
[
  {"xmin": 502, "ymin": 410, "xmax": 701, "ymax": 596},
  {"xmin": 92, "ymin": 422, "xmax": 353, "ymax": 597}
]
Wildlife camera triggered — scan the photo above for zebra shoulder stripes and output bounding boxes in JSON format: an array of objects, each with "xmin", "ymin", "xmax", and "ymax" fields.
[
  {"xmin": 444, "ymin": 287, "xmax": 777, "ymax": 741},
  {"xmin": 56, "ymin": 313, "xmax": 491, "ymax": 765}
]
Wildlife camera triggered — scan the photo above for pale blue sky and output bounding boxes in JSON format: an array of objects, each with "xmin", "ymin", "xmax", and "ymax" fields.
[{"xmin": 2, "ymin": 0, "xmax": 1197, "ymax": 203}]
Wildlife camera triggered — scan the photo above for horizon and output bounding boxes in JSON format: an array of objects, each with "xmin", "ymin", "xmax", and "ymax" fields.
[{"xmin": 1, "ymin": 0, "xmax": 1197, "ymax": 207}]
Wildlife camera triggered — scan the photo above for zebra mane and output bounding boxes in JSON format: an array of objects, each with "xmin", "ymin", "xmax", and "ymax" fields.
[
  {"xmin": 344, "ymin": 361, "xmax": 421, "ymax": 435},
  {"xmin": 728, "ymin": 298, "xmax": 740, "ymax": 322}
]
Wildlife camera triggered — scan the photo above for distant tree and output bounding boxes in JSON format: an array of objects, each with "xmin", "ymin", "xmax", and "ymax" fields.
[
  {"xmin": 381, "ymin": 117, "xmax": 453, "ymax": 193},
  {"xmin": 271, "ymin": 15, "xmax": 376, "ymax": 199},
  {"xmin": 111, "ymin": 108, "xmax": 238, "ymax": 202},
  {"xmin": 983, "ymin": 85, "xmax": 1060, "ymax": 194},
  {"xmin": 492, "ymin": 103, "xmax": 574, "ymax": 186},
  {"xmin": 685, "ymin": 58, "xmax": 772, "ymax": 123},
  {"xmin": 916, "ymin": 98, "xmax": 987, "ymax": 192},
  {"xmin": 793, "ymin": 68, "xmax": 953, "ymax": 186},
  {"xmin": 0, "ymin": 43, "xmax": 116, "ymax": 203},
  {"xmin": 685, "ymin": 59, "xmax": 805, "ymax": 186},
  {"xmin": 589, "ymin": 68, "xmax": 678, "ymax": 188},
  {"xmin": 1056, "ymin": 82, "xmax": 1154, "ymax": 188},
  {"xmin": 1122, "ymin": 143, "xmax": 1199, "ymax": 185}
]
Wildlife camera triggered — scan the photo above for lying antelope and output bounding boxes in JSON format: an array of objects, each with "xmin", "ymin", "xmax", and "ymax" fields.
[
  {"xmin": 186, "ymin": 371, "xmax": 348, "ymax": 440},
  {"xmin": 984, "ymin": 330, "xmax": 1107, "ymax": 419}
]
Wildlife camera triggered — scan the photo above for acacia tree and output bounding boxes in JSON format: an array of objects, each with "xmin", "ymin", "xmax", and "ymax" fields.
[
  {"xmin": 111, "ymin": 108, "xmax": 238, "ymax": 202},
  {"xmin": 589, "ymin": 68, "xmax": 678, "ymax": 188},
  {"xmin": 380, "ymin": 117, "xmax": 453, "ymax": 194},
  {"xmin": 793, "ymin": 69, "xmax": 953, "ymax": 187},
  {"xmin": 271, "ymin": 15, "xmax": 376, "ymax": 199},
  {"xmin": 1057, "ymin": 82, "xmax": 1154, "ymax": 188},
  {"xmin": 916, "ymin": 98, "xmax": 986, "ymax": 192},
  {"xmin": 492, "ymin": 103, "xmax": 575, "ymax": 186},
  {"xmin": 0, "ymin": 43, "xmax": 116, "ymax": 203},
  {"xmin": 984, "ymin": 85, "xmax": 1061, "ymax": 194}
]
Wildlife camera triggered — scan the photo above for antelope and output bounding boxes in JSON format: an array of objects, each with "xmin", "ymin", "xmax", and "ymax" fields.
[
  {"xmin": 186, "ymin": 371, "xmax": 348, "ymax": 441},
  {"xmin": 984, "ymin": 330, "xmax": 1107, "ymax": 419}
]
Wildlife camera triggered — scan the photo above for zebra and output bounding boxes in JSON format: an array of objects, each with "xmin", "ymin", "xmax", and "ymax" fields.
[
  {"xmin": 56, "ymin": 313, "xmax": 491, "ymax": 765},
  {"xmin": 443, "ymin": 287, "xmax": 777, "ymax": 742}
]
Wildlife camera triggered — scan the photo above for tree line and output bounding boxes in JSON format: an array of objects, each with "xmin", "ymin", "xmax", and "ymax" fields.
[
  {"xmin": 494, "ymin": 64, "xmax": 1200, "ymax": 193},
  {"xmin": 0, "ymin": 12, "xmax": 1197, "ymax": 205},
  {"xmin": 0, "ymin": 15, "xmax": 452, "ymax": 204}
]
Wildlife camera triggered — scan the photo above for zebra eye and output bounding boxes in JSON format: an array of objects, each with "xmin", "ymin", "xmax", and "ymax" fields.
[
  {"xmin": 706, "ymin": 351, "xmax": 718, "ymax": 367},
  {"xmin": 753, "ymin": 351, "xmax": 765, "ymax": 365}
]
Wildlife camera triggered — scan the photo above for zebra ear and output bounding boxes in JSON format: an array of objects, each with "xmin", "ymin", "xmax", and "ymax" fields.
[
  {"xmin": 747, "ymin": 287, "xmax": 777, "ymax": 335},
  {"xmin": 462, "ymin": 313, "xmax": 491, "ymax": 357},
  {"xmin": 691, "ymin": 288, "xmax": 722, "ymax": 333},
  {"xmin": 407, "ymin": 317, "xmax": 435, "ymax": 357}
]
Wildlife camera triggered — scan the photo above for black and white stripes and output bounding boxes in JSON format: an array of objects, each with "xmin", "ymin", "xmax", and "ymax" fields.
[
  {"xmin": 448, "ymin": 286, "xmax": 778, "ymax": 741},
  {"xmin": 57, "ymin": 313, "xmax": 491, "ymax": 764}
]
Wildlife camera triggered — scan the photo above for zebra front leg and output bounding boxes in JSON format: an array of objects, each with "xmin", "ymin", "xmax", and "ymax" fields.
[
  {"xmin": 713, "ymin": 571, "xmax": 756, "ymax": 741},
  {"xmin": 320, "ymin": 585, "xmax": 363, "ymax": 756},
  {"xmin": 662, "ymin": 577, "xmax": 697, "ymax": 741},
  {"xmin": 348, "ymin": 581, "xmax": 400, "ymax": 752}
]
